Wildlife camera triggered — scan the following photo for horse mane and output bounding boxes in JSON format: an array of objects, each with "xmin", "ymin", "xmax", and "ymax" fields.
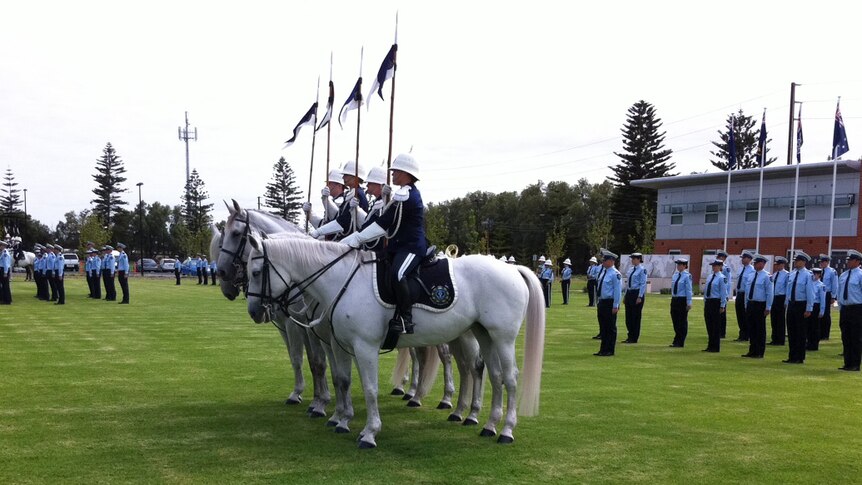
[{"xmin": 263, "ymin": 237, "xmax": 364, "ymax": 269}]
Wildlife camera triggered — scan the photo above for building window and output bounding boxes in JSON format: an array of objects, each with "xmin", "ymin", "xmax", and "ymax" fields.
[
  {"xmin": 703, "ymin": 249, "xmax": 717, "ymax": 255},
  {"xmin": 745, "ymin": 202, "xmax": 759, "ymax": 222},
  {"xmin": 789, "ymin": 199, "xmax": 805, "ymax": 220},
  {"xmin": 835, "ymin": 204, "xmax": 852, "ymax": 220},
  {"xmin": 668, "ymin": 249, "xmax": 682, "ymax": 255},
  {"xmin": 670, "ymin": 206, "xmax": 683, "ymax": 225},
  {"xmin": 704, "ymin": 203, "xmax": 719, "ymax": 224}
]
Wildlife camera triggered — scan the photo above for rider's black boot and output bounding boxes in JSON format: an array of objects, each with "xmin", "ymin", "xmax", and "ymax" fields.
[{"xmin": 390, "ymin": 278, "xmax": 415, "ymax": 334}]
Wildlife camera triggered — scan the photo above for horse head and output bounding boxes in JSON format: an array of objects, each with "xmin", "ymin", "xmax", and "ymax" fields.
[
  {"xmin": 218, "ymin": 199, "xmax": 249, "ymax": 283},
  {"xmin": 245, "ymin": 233, "xmax": 291, "ymax": 324}
]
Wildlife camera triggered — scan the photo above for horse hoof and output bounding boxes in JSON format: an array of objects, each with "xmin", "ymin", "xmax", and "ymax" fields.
[
  {"xmin": 447, "ymin": 414, "xmax": 463, "ymax": 422},
  {"xmin": 285, "ymin": 397, "xmax": 302, "ymax": 405},
  {"xmin": 325, "ymin": 420, "xmax": 338, "ymax": 428},
  {"xmin": 462, "ymin": 418, "xmax": 479, "ymax": 426},
  {"xmin": 306, "ymin": 405, "xmax": 314, "ymax": 413},
  {"xmin": 479, "ymin": 428, "xmax": 496, "ymax": 438},
  {"xmin": 335, "ymin": 426, "xmax": 350, "ymax": 434},
  {"xmin": 497, "ymin": 435, "xmax": 514, "ymax": 444},
  {"xmin": 358, "ymin": 440, "xmax": 377, "ymax": 449},
  {"xmin": 406, "ymin": 400, "xmax": 421, "ymax": 408},
  {"xmin": 390, "ymin": 388, "xmax": 405, "ymax": 396},
  {"xmin": 309, "ymin": 410, "xmax": 327, "ymax": 418},
  {"xmin": 436, "ymin": 402, "xmax": 453, "ymax": 410},
  {"xmin": 401, "ymin": 394, "xmax": 413, "ymax": 401}
]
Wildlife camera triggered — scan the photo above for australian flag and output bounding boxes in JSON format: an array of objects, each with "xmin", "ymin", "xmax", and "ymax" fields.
[
  {"xmin": 796, "ymin": 107, "xmax": 803, "ymax": 164},
  {"xmin": 833, "ymin": 102, "xmax": 850, "ymax": 159},
  {"xmin": 366, "ymin": 44, "xmax": 397, "ymax": 109},
  {"xmin": 283, "ymin": 102, "xmax": 318, "ymax": 148},
  {"xmin": 755, "ymin": 110, "xmax": 767, "ymax": 167},
  {"xmin": 728, "ymin": 117, "xmax": 737, "ymax": 170},
  {"xmin": 316, "ymin": 81, "xmax": 334, "ymax": 132},
  {"xmin": 338, "ymin": 77, "xmax": 363, "ymax": 128}
]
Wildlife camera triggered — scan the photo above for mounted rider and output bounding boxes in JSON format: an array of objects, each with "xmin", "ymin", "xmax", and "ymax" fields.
[
  {"xmin": 342, "ymin": 153, "xmax": 426, "ymax": 334},
  {"xmin": 355, "ymin": 165, "xmax": 388, "ymax": 253},
  {"xmin": 303, "ymin": 168, "xmax": 346, "ymax": 235},
  {"xmin": 308, "ymin": 161, "xmax": 370, "ymax": 240}
]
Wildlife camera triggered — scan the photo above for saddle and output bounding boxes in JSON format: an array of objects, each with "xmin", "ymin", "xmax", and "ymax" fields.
[{"xmin": 372, "ymin": 247, "xmax": 458, "ymax": 313}]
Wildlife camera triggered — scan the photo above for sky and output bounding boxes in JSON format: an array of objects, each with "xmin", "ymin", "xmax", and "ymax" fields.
[{"xmin": 2, "ymin": 0, "xmax": 861, "ymax": 228}]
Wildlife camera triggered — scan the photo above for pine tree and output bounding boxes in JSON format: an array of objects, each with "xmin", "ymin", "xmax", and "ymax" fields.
[
  {"xmin": 91, "ymin": 142, "xmax": 128, "ymax": 226},
  {"xmin": 181, "ymin": 169, "xmax": 213, "ymax": 234},
  {"xmin": 1, "ymin": 167, "xmax": 22, "ymax": 214},
  {"xmin": 263, "ymin": 157, "xmax": 303, "ymax": 222},
  {"xmin": 709, "ymin": 110, "xmax": 777, "ymax": 170},
  {"xmin": 608, "ymin": 100, "xmax": 675, "ymax": 253}
]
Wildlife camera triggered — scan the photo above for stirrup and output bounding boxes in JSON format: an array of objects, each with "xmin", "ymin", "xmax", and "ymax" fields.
[{"xmin": 389, "ymin": 315, "xmax": 414, "ymax": 335}]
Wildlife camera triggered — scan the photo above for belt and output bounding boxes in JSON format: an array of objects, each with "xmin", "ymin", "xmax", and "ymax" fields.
[
  {"xmin": 626, "ymin": 288, "xmax": 640, "ymax": 292},
  {"xmin": 704, "ymin": 297, "xmax": 721, "ymax": 301},
  {"xmin": 748, "ymin": 300, "xmax": 767, "ymax": 303},
  {"xmin": 841, "ymin": 303, "xmax": 862, "ymax": 308},
  {"xmin": 671, "ymin": 296, "xmax": 686, "ymax": 299},
  {"xmin": 598, "ymin": 298, "xmax": 614, "ymax": 302}
]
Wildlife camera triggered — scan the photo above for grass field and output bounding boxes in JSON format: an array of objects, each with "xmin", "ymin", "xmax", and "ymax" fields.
[{"xmin": 2, "ymin": 275, "xmax": 862, "ymax": 484}]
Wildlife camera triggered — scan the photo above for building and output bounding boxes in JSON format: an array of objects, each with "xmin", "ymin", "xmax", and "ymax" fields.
[{"xmin": 631, "ymin": 160, "xmax": 861, "ymax": 279}]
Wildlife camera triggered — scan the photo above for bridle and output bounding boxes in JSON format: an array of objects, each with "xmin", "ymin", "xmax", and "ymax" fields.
[{"xmin": 219, "ymin": 214, "xmax": 251, "ymax": 279}]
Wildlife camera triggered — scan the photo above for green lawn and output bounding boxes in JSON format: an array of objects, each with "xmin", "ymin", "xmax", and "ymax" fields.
[{"xmin": 1, "ymin": 276, "xmax": 861, "ymax": 484}]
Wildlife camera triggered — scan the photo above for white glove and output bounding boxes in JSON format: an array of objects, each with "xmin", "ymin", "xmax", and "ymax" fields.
[
  {"xmin": 339, "ymin": 222, "xmax": 387, "ymax": 249},
  {"xmin": 313, "ymin": 220, "xmax": 344, "ymax": 239},
  {"xmin": 349, "ymin": 197, "xmax": 359, "ymax": 208},
  {"xmin": 382, "ymin": 184, "xmax": 392, "ymax": 198},
  {"xmin": 321, "ymin": 186, "xmax": 331, "ymax": 198},
  {"xmin": 340, "ymin": 233, "xmax": 363, "ymax": 248},
  {"xmin": 302, "ymin": 202, "xmax": 312, "ymax": 213},
  {"xmin": 309, "ymin": 229, "xmax": 320, "ymax": 239}
]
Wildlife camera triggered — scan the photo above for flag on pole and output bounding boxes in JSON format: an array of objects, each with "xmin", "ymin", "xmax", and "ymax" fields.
[
  {"xmin": 728, "ymin": 117, "xmax": 737, "ymax": 170},
  {"xmin": 755, "ymin": 110, "xmax": 767, "ymax": 167},
  {"xmin": 338, "ymin": 77, "xmax": 363, "ymax": 128},
  {"xmin": 366, "ymin": 44, "xmax": 397, "ymax": 109},
  {"xmin": 796, "ymin": 106, "xmax": 803, "ymax": 164},
  {"xmin": 833, "ymin": 101, "xmax": 850, "ymax": 159},
  {"xmin": 283, "ymin": 102, "xmax": 318, "ymax": 148},
  {"xmin": 316, "ymin": 81, "xmax": 335, "ymax": 131}
]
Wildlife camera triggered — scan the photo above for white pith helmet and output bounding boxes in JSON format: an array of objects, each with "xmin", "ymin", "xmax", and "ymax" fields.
[
  {"xmin": 391, "ymin": 153, "xmax": 419, "ymax": 180},
  {"xmin": 326, "ymin": 168, "xmax": 343, "ymax": 184},
  {"xmin": 341, "ymin": 160, "xmax": 367, "ymax": 182},
  {"xmin": 366, "ymin": 166, "xmax": 387, "ymax": 185},
  {"xmin": 563, "ymin": 258, "xmax": 572, "ymax": 265},
  {"xmin": 499, "ymin": 255, "xmax": 507, "ymax": 262},
  {"xmin": 538, "ymin": 255, "xmax": 546, "ymax": 263},
  {"xmin": 508, "ymin": 256, "xmax": 515, "ymax": 263}
]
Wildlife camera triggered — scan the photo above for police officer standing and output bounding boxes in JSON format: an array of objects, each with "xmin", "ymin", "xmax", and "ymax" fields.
[
  {"xmin": 769, "ymin": 256, "xmax": 789, "ymax": 346},
  {"xmin": 116, "ymin": 243, "xmax": 130, "ymax": 304},
  {"xmin": 669, "ymin": 258, "xmax": 692, "ymax": 348},
  {"xmin": 45, "ymin": 244, "xmax": 58, "ymax": 301},
  {"xmin": 90, "ymin": 248, "xmax": 102, "ymax": 299},
  {"xmin": 560, "ymin": 258, "xmax": 572, "ymax": 305},
  {"xmin": 716, "ymin": 250, "xmax": 732, "ymax": 338},
  {"xmin": 210, "ymin": 258, "xmax": 218, "ymax": 286},
  {"xmin": 102, "ymin": 246, "xmax": 116, "ymax": 301},
  {"xmin": 539, "ymin": 260, "xmax": 554, "ymax": 308},
  {"xmin": 837, "ymin": 250, "xmax": 862, "ymax": 371},
  {"xmin": 586, "ymin": 256, "xmax": 600, "ymax": 307},
  {"xmin": 594, "ymin": 250, "xmax": 621, "ymax": 356},
  {"xmin": 623, "ymin": 253, "xmax": 647, "ymax": 344},
  {"xmin": 53, "ymin": 246, "xmax": 65, "ymax": 305},
  {"xmin": 808, "ymin": 268, "xmax": 826, "ymax": 351},
  {"xmin": 702, "ymin": 260, "xmax": 727, "ymax": 352},
  {"xmin": 743, "ymin": 254, "xmax": 774, "ymax": 359},
  {"xmin": 174, "ymin": 255, "xmax": 182, "ymax": 285},
  {"xmin": 783, "ymin": 252, "xmax": 815, "ymax": 363},
  {"xmin": 536, "ymin": 255, "xmax": 546, "ymax": 276},
  {"xmin": 0, "ymin": 239, "xmax": 11, "ymax": 304},
  {"xmin": 734, "ymin": 251, "xmax": 755, "ymax": 341},
  {"xmin": 818, "ymin": 254, "xmax": 838, "ymax": 340}
]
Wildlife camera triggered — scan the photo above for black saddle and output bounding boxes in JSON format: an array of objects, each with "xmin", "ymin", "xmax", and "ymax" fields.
[{"xmin": 374, "ymin": 247, "xmax": 456, "ymax": 311}]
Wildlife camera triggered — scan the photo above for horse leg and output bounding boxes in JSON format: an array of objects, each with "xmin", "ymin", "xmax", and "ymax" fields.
[
  {"xmin": 330, "ymin": 343, "xmax": 355, "ymax": 434},
  {"xmin": 404, "ymin": 347, "xmax": 419, "ymax": 401},
  {"xmin": 277, "ymin": 322, "xmax": 305, "ymax": 405},
  {"xmin": 460, "ymin": 331, "xmax": 485, "ymax": 426},
  {"xmin": 304, "ymin": 328, "xmax": 331, "ymax": 418},
  {"xmin": 493, "ymin": 338, "xmax": 520, "ymax": 444},
  {"xmin": 447, "ymin": 338, "xmax": 469, "ymax": 421},
  {"xmin": 472, "ymin": 324, "xmax": 504, "ymax": 438},
  {"xmin": 353, "ymin": 342, "xmax": 382, "ymax": 449},
  {"xmin": 389, "ymin": 348, "xmax": 410, "ymax": 395},
  {"xmin": 436, "ymin": 343, "xmax": 455, "ymax": 410}
]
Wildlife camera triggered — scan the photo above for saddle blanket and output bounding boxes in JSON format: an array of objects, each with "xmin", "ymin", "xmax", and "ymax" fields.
[{"xmin": 372, "ymin": 257, "xmax": 458, "ymax": 313}]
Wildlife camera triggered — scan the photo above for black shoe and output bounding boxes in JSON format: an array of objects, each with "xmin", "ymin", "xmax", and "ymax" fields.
[
  {"xmin": 593, "ymin": 352, "xmax": 613, "ymax": 357},
  {"xmin": 838, "ymin": 366, "xmax": 860, "ymax": 371},
  {"xmin": 621, "ymin": 340, "xmax": 637, "ymax": 344},
  {"xmin": 742, "ymin": 353, "xmax": 754, "ymax": 358},
  {"xmin": 119, "ymin": 301, "xmax": 129, "ymax": 304},
  {"xmin": 55, "ymin": 302, "xmax": 64, "ymax": 305},
  {"xmin": 669, "ymin": 344, "xmax": 683, "ymax": 348},
  {"xmin": 592, "ymin": 335, "xmax": 602, "ymax": 340},
  {"xmin": 703, "ymin": 349, "xmax": 719, "ymax": 353},
  {"xmin": 733, "ymin": 338, "xmax": 748, "ymax": 342},
  {"xmin": 783, "ymin": 359, "xmax": 802, "ymax": 364}
]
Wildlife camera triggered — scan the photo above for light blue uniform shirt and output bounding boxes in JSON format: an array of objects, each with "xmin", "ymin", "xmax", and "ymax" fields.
[
  {"xmin": 837, "ymin": 268, "xmax": 862, "ymax": 306},
  {"xmin": 561, "ymin": 267, "xmax": 572, "ymax": 281},
  {"xmin": 745, "ymin": 268, "xmax": 774, "ymax": 310},
  {"xmin": 103, "ymin": 253, "xmax": 115, "ymax": 275},
  {"xmin": 703, "ymin": 271, "xmax": 727, "ymax": 308},
  {"xmin": 210, "ymin": 260, "xmax": 218, "ymax": 274},
  {"xmin": 45, "ymin": 253, "xmax": 56, "ymax": 274},
  {"xmin": 596, "ymin": 266, "xmax": 622, "ymax": 308},
  {"xmin": 671, "ymin": 270, "xmax": 692, "ymax": 306},
  {"xmin": 812, "ymin": 278, "xmax": 826, "ymax": 317},
  {"xmin": 587, "ymin": 264, "xmax": 601, "ymax": 280},
  {"xmin": 626, "ymin": 264, "xmax": 647, "ymax": 298},
  {"xmin": 821, "ymin": 266, "xmax": 838, "ymax": 296},
  {"xmin": 0, "ymin": 249, "xmax": 11, "ymax": 275},
  {"xmin": 92, "ymin": 255, "xmax": 102, "ymax": 273},
  {"xmin": 34, "ymin": 255, "xmax": 42, "ymax": 273},
  {"xmin": 540, "ymin": 267, "xmax": 554, "ymax": 283},
  {"xmin": 721, "ymin": 264, "xmax": 733, "ymax": 297},
  {"xmin": 117, "ymin": 252, "xmax": 129, "ymax": 272},
  {"xmin": 785, "ymin": 268, "xmax": 816, "ymax": 312},
  {"xmin": 771, "ymin": 269, "xmax": 789, "ymax": 296},
  {"xmin": 55, "ymin": 254, "xmax": 64, "ymax": 277},
  {"xmin": 735, "ymin": 263, "xmax": 754, "ymax": 296}
]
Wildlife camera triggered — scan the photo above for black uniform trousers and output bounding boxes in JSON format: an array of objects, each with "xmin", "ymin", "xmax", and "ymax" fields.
[
  {"xmin": 175, "ymin": 267, "xmax": 181, "ymax": 285},
  {"xmin": 0, "ymin": 272, "xmax": 10, "ymax": 304},
  {"xmin": 561, "ymin": 279, "xmax": 571, "ymax": 305},
  {"xmin": 840, "ymin": 304, "xmax": 862, "ymax": 370},
  {"xmin": 48, "ymin": 270, "xmax": 57, "ymax": 301},
  {"xmin": 211, "ymin": 271, "xmax": 217, "ymax": 286},
  {"xmin": 91, "ymin": 270, "xmax": 102, "ymax": 298},
  {"xmin": 704, "ymin": 298, "xmax": 722, "ymax": 351},
  {"xmin": 720, "ymin": 301, "xmax": 727, "ymax": 338},
  {"xmin": 596, "ymin": 299, "xmax": 617, "ymax": 355},
  {"xmin": 104, "ymin": 272, "xmax": 116, "ymax": 301},
  {"xmin": 203, "ymin": 268, "xmax": 209, "ymax": 285},
  {"xmin": 587, "ymin": 279, "xmax": 597, "ymax": 306},
  {"xmin": 36, "ymin": 272, "xmax": 47, "ymax": 300},
  {"xmin": 118, "ymin": 270, "xmax": 129, "ymax": 303},
  {"xmin": 540, "ymin": 279, "xmax": 551, "ymax": 308},
  {"xmin": 806, "ymin": 304, "xmax": 820, "ymax": 351},
  {"xmin": 746, "ymin": 301, "xmax": 768, "ymax": 357},
  {"xmin": 197, "ymin": 268, "xmax": 203, "ymax": 284},
  {"xmin": 770, "ymin": 295, "xmax": 787, "ymax": 345},
  {"xmin": 785, "ymin": 301, "xmax": 808, "ymax": 362},
  {"xmin": 55, "ymin": 274, "xmax": 65, "ymax": 304},
  {"xmin": 735, "ymin": 294, "xmax": 748, "ymax": 340},
  {"xmin": 670, "ymin": 297, "xmax": 688, "ymax": 346},
  {"xmin": 821, "ymin": 292, "xmax": 833, "ymax": 340},
  {"xmin": 624, "ymin": 290, "xmax": 643, "ymax": 342}
]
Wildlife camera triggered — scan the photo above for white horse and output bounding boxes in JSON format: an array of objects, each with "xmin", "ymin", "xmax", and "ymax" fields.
[
  {"xmin": 210, "ymin": 212, "xmax": 332, "ymax": 419},
  {"xmin": 245, "ymin": 235, "xmax": 545, "ymax": 448}
]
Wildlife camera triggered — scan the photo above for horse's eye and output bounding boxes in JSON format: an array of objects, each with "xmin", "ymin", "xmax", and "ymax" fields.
[
  {"xmin": 231, "ymin": 230, "xmax": 240, "ymax": 237},
  {"xmin": 252, "ymin": 270, "xmax": 260, "ymax": 277}
]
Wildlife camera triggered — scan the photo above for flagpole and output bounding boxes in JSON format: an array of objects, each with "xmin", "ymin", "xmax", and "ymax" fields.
[
  {"xmin": 754, "ymin": 108, "xmax": 766, "ymax": 253},
  {"xmin": 723, "ymin": 118, "xmax": 734, "ymax": 251},
  {"xmin": 306, "ymin": 76, "xmax": 320, "ymax": 233},
  {"xmin": 827, "ymin": 97, "xmax": 841, "ymax": 257},
  {"xmin": 353, "ymin": 47, "xmax": 364, "ymax": 230},
  {"xmin": 790, "ymin": 103, "xmax": 802, "ymax": 258}
]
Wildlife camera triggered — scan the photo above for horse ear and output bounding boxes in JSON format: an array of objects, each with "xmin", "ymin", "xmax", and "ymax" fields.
[
  {"xmin": 232, "ymin": 199, "xmax": 241, "ymax": 213},
  {"xmin": 224, "ymin": 200, "xmax": 234, "ymax": 215},
  {"xmin": 211, "ymin": 223, "xmax": 220, "ymax": 236},
  {"xmin": 248, "ymin": 233, "xmax": 262, "ymax": 252}
]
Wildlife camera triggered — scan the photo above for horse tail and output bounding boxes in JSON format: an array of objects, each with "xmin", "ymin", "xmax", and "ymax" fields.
[
  {"xmin": 415, "ymin": 346, "xmax": 441, "ymax": 400},
  {"xmin": 391, "ymin": 348, "xmax": 411, "ymax": 388},
  {"xmin": 516, "ymin": 265, "xmax": 546, "ymax": 417}
]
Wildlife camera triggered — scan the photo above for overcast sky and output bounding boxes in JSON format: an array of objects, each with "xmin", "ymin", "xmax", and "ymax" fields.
[{"xmin": 2, "ymin": 0, "xmax": 860, "ymax": 227}]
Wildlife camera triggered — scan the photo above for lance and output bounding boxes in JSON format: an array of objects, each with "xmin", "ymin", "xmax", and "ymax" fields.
[
  {"xmin": 306, "ymin": 76, "xmax": 320, "ymax": 233},
  {"xmin": 353, "ymin": 47, "xmax": 364, "ymax": 230},
  {"xmin": 386, "ymin": 12, "xmax": 399, "ymax": 193},
  {"xmin": 326, "ymin": 51, "xmax": 333, "ymax": 177}
]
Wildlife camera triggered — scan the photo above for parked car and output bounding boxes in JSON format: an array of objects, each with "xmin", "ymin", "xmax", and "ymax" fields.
[
  {"xmin": 63, "ymin": 253, "xmax": 80, "ymax": 272},
  {"xmin": 136, "ymin": 258, "xmax": 159, "ymax": 272},
  {"xmin": 159, "ymin": 258, "xmax": 177, "ymax": 272}
]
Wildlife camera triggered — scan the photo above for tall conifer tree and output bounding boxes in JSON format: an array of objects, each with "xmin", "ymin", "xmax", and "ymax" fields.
[
  {"xmin": 263, "ymin": 157, "xmax": 303, "ymax": 222},
  {"xmin": 709, "ymin": 110, "xmax": 777, "ymax": 170},
  {"xmin": 91, "ymin": 143, "xmax": 128, "ymax": 227}
]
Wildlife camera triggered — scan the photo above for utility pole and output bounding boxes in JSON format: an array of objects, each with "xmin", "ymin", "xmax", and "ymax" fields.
[
  {"xmin": 786, "ymin": 82, "xmax": 797, "ymax": 165},
  {"xmin": 178, "ymin": 111, "xmax": 198, "ymax": 183},
  {"xmin": 137, "ymin": 182, "xmax": 144, "ymax": 274}
]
